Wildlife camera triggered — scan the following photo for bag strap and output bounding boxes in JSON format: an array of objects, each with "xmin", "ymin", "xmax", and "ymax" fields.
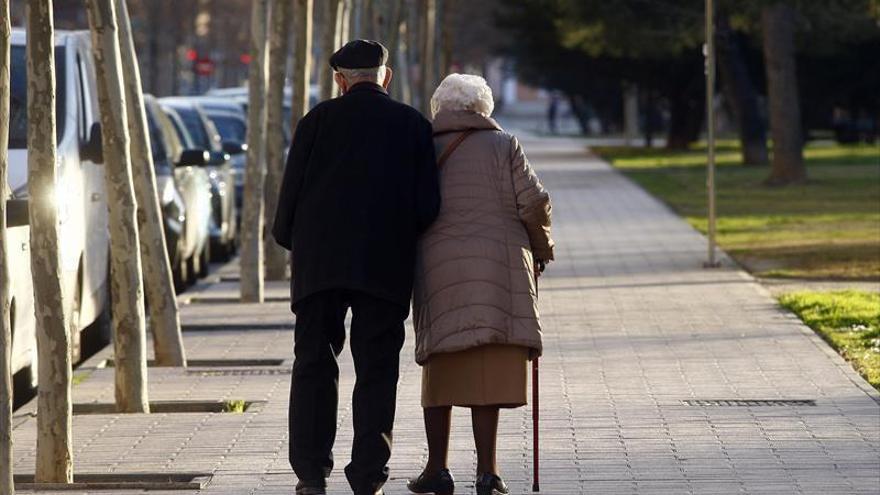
[{"xmin": 437, "ymin": 130, "xmax": 476, "ymax": 169}]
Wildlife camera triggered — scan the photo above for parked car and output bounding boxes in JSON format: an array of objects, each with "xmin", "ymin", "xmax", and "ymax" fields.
[
  {"xmin": 157, "ymin": 102, "xmax": 214, "ymax": 281},
  {"xmin": 195, "ymin": 98, "xmax": 248, "ymax": 216},
  {"xmin": 143, "ymin": 95, "xmax": 187, "ymax": 288},
  {"xmin": 6, "ymin": 29, "xmax": 111, "ymax": 390},
  {"xmin": 160, "ymin": 97, "xmax": 237, "ymax": 260}
]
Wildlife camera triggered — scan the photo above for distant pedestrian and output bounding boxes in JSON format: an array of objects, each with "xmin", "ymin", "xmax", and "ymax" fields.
[
  {"xmin": 406, "ymin": 74, "xmax": 554, "ymax": 495},
  {"xmin": 272, "ymin": 40, "xmax": 441, "ymax": 495},
  {"xmin": 547, "ymin": 92, "xmax": 560, "ymax": 134}
]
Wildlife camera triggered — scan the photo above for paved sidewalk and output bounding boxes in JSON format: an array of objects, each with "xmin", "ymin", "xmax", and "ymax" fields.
[{"xmin": 12, "ymin": 135, "xmax": 880, "ymax": 494}]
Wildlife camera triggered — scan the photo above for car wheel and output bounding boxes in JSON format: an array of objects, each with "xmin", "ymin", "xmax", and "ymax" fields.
[
  {"xmin": 186, "ymin": 252, "xmax": 198, "ymax": 285},
  {"xmin": 198, "ymin": 241, "xmax": 210, "ymax": 278},
  {"xmin": 69, "ymin": 282, "xmax": 82, "ymax": 365}
]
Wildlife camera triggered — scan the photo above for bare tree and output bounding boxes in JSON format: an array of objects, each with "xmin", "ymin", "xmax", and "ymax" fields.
[
  {"xmin": 291, "ymin": 0, "xmax": 313, "ymax": 133},
  {"xmin": 86, "ymin": 0, "xmax": 150, "ymax": 413},
  {"xmin": 264, "ymin": 0, "xmax": 292, "ymax": 281},
  {"xmin": 27, "ymin": 0, "xmax": 73, "ymax": 482},
  {"xmin": 116, "ymin": 0, "xmax": 186, "ymax": 367},
  {"xmin": 0, "ymin": 1, "xmax": 13, "ymax": 492},
  {"xmin": 419, "ymin": 0, "xmax": 436, "ymax": 116},
  {"xmin": 761, "ymin": 2, "xmax": 805, "ymax": 185},
  {"xmin": 318, "ymin": 0, "xmax": 340, "ymax": 101},
  {"xmin": 240, "ymin": 0, "xmax": 270, "ymax": 302}
]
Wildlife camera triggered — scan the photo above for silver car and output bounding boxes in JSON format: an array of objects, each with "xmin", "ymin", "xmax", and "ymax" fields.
[{"xmin": 153, "ymin": 101, "xmax": 213, "ymax": 283}]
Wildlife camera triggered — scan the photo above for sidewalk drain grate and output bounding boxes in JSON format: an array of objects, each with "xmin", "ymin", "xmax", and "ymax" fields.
[
  {"xmin": 102, "ymin": 358, "xmax": 285, "ymax": 368},
  {"xmin": 683, "ymin": 399, "xmax": 816, "ymax": 407},
  {"xmin": 73, "ymin": 400, "xmax": 265, "ymax": 415},
  {"xmin": 14, "ymin": 472, "xmax": 212, "ymax": 490},
  {"xmin": 182, "ymin": 323, "xmax": 293, "ymax": 332},
  {"xmin": 188, "ymin": 368, "xmax": 291, "ymax": 376}
]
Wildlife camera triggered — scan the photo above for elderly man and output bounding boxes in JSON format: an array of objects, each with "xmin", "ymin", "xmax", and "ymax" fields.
[{"xmin": 272, "ymin": 40, "xmax": 441, "ymax": 495}]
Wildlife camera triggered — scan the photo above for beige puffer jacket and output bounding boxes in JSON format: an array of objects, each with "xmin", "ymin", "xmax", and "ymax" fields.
[{"xmin": 412, "ymin": 110, "xmax": 554, "ymax": 365}]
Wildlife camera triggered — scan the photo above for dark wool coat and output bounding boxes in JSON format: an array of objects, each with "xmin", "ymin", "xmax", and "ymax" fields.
[{"xmin": 272, "ymin": 83, "xmax": 441, "ymax": 309}]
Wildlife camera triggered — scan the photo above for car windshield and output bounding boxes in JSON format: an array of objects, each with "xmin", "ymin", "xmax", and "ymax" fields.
[
  {"xmin": 208, "ymin": 114, "xmax": 246, "ymax": 142},
  {"xmin": 175, "ymin": 106, "xmax": 213, "ymax": 151},
  {"xmin": 147, "ymin": 112, "xmax": 172, "ymax": 175},
  {"xmin": 8, "ymin": 45, "xmax": 67, "ymax": 149}
]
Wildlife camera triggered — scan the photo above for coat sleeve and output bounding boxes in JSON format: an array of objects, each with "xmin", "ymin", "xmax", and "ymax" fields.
[
  {"xmin": 272, "ymin": 112, "xmax": 317, "ymax": 250},
  {"xmin": 415, "ymin": 119, "xmax": 441, "ymax": 233},
  {"xmin": 510, "ymin": 135, "xmax": 555, "ymax": 261}
]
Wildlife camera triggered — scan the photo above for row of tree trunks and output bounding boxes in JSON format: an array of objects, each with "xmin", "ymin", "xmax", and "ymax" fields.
[
  {"xmin": 761, "ymin": 2, "xmax": 805, "ymax": 185},
  {"xmin": 240, "ymin": 0, "xmax": 270, "ymax": 302},
  {"xmin": 264, "ymin": 0, "xmax": 292, "ymax": 281},
  {"xmin": 716, "ymin": 13, "xmax": 769, "ymax": 167},
  {"xmin": 86, "ymin": 0, "xmax": 150, "ymax": 414},
  {"xmin": 0, "ymin": 1, "xmax": 13, "ymax": 492},
  {"xmin": 115, "ymin": 0, "xmax": 186, "ymax": 367},
  {"xmin": 26, "ymin": 0, "xmax": 73, "ymax": 482}
]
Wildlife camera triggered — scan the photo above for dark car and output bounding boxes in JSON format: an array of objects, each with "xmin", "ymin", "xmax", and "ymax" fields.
[{"xmin": 161, "ymin": 97, "xmax": 239, "ymax": 260}]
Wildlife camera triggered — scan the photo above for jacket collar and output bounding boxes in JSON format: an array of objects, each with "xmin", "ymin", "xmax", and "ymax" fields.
[
  {"xmin": 345, "ymin": 82, "xmax": 389, "ymax": 96},
  {"xmin": 432, "ymin": 110, "xmax": 503, "ymax": 135}
]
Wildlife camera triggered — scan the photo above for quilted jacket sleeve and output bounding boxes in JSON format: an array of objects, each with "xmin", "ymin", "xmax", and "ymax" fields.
[{"xmin": 510, "ymin": 135, "xmax": 555, "ymax": 261}]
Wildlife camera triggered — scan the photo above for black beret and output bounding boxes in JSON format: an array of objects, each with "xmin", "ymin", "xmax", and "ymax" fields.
[{"xmin": 329, "ymin": 39, "xmax": 389, "ymax": 70}]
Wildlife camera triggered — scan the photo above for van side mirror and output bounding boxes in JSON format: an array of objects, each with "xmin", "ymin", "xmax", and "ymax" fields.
[
  {"xmin": 222, "ymin": 141, "xmax": 247, "ymax": 155},
  {"xmin": 6, "ymin": 199, "xmax": 29, "ymax": 228},
  {"xmin": 177, "ymin": 149, "xmax": 210, "ymax": 167},
  {"xmin": 81, "ymin": 122, "xmax": 103, "ymax": 163}
]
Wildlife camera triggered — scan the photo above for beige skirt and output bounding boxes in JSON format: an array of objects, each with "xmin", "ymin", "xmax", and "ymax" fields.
[{"xmin": 421, "ymin": 344, "xmax": 529, "ymax": 408}]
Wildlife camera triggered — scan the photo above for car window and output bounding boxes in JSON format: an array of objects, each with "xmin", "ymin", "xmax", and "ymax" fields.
[
  {"xmin": 164, "ymin": 108, "xmax": 196, "ymax": 149},
  {"xmin": 209, "ymin": 115, "xmax": 246, "ymax": 142},
  {"xmin": 175, "ymin": 106, "xmax": 211, "ymax": 150},
  {"xmin": 8, "ymin": 45, "xmax": 67, "ymax": 149},
  {"xmin": 76, "ymin": 54, "xmax": 88, "ymax": 141},
  {"xmin": 146, "ymin": 110, "xmax": 172, "ymax": 175}
]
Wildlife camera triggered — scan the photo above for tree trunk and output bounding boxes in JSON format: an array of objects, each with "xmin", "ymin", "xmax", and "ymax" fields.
[
  {"xmin": 115, "ymin": 0, "xmax": 186, "ymax": 367},
  {"xmin": 761, "ymin": 2, "xmax": 805, "ymax": 185},
  {"xmin": 406, "ymin": 0, "xmax": 420, "ymax": 107},
  {"xmin": 383, "ymin": 0, "xmax": 404, "ymax": 99},
  {"xmin": 717, "ymin": 13, "xmax": 769, "ymax": 166},
  {"xmin": 86, "ymin": 0, "xmax": 150, "ymax": 413},
  {"xmin": 240, "ymin": 0, "xmax": 270, "ymax": 303},
  {"xmin": 666, "ymin": 86, "xmax": 704, "ymax": 150},
  {"xmin": 291, "ymin": 0, "xmax": 313, "ymax": 134},
  {"xmin": 419, "ymin": 0, "xmax": 436, "ymax": 116},
  {"xmin": 264, "ymin": 0, "xmax": 292, "ymax": 281},
  {"xmin": 318, "ymin": 0, "xmax": 339, "ymax": 101},
  {"xmin": 0, "ymin": 1, "xmax": 13, "ymax": 492},
  {"xmin": 439, "ymin": 0, "xmax": 454, "ymax": 77},
  {"xmin": 335, "ymin": 0, "xmax": 350, "ymax": 98},
  {"xmin": 357, "ymin": 0, "xmax": 372, "ymax": 39},
  {"xmin": 27, "ymin": 0, "xmax": 73, "ymax": 482}
]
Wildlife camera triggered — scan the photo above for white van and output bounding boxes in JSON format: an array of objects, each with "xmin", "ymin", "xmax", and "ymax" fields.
[{"xmin": 5, "ymin": 29, "xmax": 110, "ymax": 388}]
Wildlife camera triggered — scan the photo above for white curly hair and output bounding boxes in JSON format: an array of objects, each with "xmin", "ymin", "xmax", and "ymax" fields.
[{"xmin": 430, "ymin": 73, "xmax": 495, "ymax": 119}]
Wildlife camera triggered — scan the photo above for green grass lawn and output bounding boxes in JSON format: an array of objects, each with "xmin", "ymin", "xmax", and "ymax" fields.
[
  {"xmin": 779, "ymin": 291, "xmax": 880, "ymax": 389},
  {"xmin": 596, "ymin": 142, "xmax": 880, "ymax": 280}
]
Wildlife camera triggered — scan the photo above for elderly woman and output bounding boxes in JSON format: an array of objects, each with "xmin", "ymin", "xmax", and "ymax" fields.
[{"xmin": 408, "ymin": 74, "xmax": 554, "ymax": 495}]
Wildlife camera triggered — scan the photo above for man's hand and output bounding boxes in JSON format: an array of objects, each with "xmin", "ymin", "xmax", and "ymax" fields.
[{"xmin": 535, "ymin": 259, "xmax": 546, "ymax": 278}]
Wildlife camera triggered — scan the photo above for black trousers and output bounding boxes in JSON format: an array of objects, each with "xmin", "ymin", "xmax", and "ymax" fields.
[{"xmin": 288, "ymin": 289, "xmax": 407, "ymax": 493}]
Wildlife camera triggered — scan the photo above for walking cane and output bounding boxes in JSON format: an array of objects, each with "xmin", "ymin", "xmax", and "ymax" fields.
[{"xmin": 532, "ymin": 260, "xmax": 545, "ymax": 492}]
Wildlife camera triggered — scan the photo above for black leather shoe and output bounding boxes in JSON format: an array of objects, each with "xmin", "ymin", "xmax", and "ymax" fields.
[
  {"xmin": 407, "ymin": 468, "xmax": 455, "ymax": 494},
  {"xmin": 475, "ymin": 473, "xmax": 508, "ymax": 495},
  {"xmin": 295, "ymin": 480, "xmax": 327, "ymax": 495}
]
